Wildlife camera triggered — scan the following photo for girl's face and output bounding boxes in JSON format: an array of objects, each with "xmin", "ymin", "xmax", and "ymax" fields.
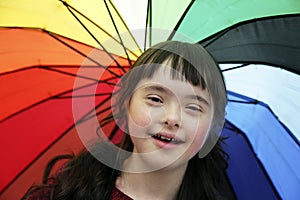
[{"xmin": 126, "ymin": 65, "xmax": 214, "ymax": 171}]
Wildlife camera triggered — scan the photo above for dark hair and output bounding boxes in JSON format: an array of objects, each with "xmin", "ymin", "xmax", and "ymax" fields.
[
  {"xmin": 23, "ymin": 41, "xmax": 229, "ymax": 200},
  {"xmin": 22, "ymin": 142, "xmax": 120, "ymax": 200}
]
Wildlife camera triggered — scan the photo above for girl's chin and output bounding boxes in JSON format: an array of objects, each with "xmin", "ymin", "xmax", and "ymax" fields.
[{"xmin": 124, "ymin": 149, "xmax": 191, "ymax": 173}]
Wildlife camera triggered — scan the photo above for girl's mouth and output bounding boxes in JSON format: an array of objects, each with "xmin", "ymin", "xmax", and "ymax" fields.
[{"xmin": 151, "ymin": 133, "xmax": 183, "ymax": 145}]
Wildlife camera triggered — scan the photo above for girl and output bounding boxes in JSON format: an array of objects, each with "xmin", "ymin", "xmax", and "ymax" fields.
[{"xmin": 23, "ymin": 41, "xmax": 230, "ymax": 200}]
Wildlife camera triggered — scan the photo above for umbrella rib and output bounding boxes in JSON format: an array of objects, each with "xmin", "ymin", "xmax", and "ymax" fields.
[
  {"xmin": 0, "ymin": 65, "xmax": 37, "ymax": 76},
  {"xmin": 0, "ymin": 68, "xmax": 119, "ymax": 195},
  {"xmin": 108, "ymin": 124, "xmax": 120, "ymax": 141},
  {"xmin": 0, "ymin": 117, "xmax": 86, "ymax": 196},
  {"xmin": 144, "ymin": 0, "xmax": 152, "ymax": 49},
  {"xmin": 43, "ymin": 64, "xmax": 130, "ymax": 70},
  {"xmin": 104, "ymin": 0, "xmax": 132, "ymax": 68},
  {"xmin": 221, "ymin": 61, "xmax": 300, "ymax": 75},
  {"xmin": 46, "ymin": 30, "xmax": 121, "ymax": 78},
  {"xmin": 40, "ymin": 66, "xmax": 99, "ymax": 82},
  {"xmin": 0, "ymin": 78, "xmax": 114, "ymax": 123},
  {"xmin": 148, "ymin": 0, "xmax": 152, "ymax": 47},
  {"xmin": 228, "ymin": 99, "xmax": 258, "ymax": 104},
  {"xmin": 41, "ymin": 66, "xmax": 122, "ymax": 86},
  {"xmin": 59, "ymin": 0, "xmax": 140, "ymax": 59},
  {"xmin": 224, "ymin": 120, "xmax": 283, "ymax": 199},
  {"xmin": 201, "ymin": 28, "xmax": 230, "ymax": 48},
  {"xmin": 75, "ymin": 95, "xmax": 112, "ymax": 125},
  {"xmin": 167, "ymin": 0, "xmax": 195, "ymax": 41},
  {"xmin": 0, "ymin": 64, "xmax": 123, "ymax": 84},
  {"xmin": 59, "ymin": 93, "xmax": 113, "ymax": 99},
  {"xmin": 221, "ymin": 64, "xmax": 249, "ymax": 72},
  {"xmin": 228, "ymin": 91, "xmax": 300, "ymax": 146},
  {"xmin": 107, "ymin": 0, "xmax": 143, "ymax": 54},
  {"xmin": 200, "ymin": 13, "xmax": 300, "ymax": 46},
  {"xmin": 61, "ymin": 1, "xmax": 126, "ymax": 72},
  {"xmin": 224, "ymin": 121, "xmax": 238, "ymax": 132}
]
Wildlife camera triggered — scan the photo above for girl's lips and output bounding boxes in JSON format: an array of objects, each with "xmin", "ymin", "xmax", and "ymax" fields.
[
  {"xmin": 150, "ymin": 132, "xmax": 184, "ymax": 149},
  {"xmin": 152, "ymin": 137, "xmax": 181, "ymax": 149}
]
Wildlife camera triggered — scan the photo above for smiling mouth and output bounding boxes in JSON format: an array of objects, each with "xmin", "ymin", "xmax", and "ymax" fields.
[{"xmin": 152, "ymin": 133, "xmax": 183, "ymax": 144}]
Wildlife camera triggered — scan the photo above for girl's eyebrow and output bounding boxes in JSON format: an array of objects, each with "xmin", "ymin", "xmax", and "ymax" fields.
[
  {"xmin": 142, "ymin": 85, "xmax": 172, "ymax": 95},
  {"xmin": 186, "ymin": 95, "xmax": 210, "ymax": 107}
]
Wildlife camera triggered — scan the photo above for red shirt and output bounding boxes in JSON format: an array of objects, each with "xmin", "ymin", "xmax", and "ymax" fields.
[{"xmin": 110, "ymin": 187, "xmax": 133, "ymax": 200}]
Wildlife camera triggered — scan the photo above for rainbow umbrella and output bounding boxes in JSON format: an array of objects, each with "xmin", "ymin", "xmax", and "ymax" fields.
[{"xmin": 1, "ymin": 0, "xmax": 300, "ymax": 199}]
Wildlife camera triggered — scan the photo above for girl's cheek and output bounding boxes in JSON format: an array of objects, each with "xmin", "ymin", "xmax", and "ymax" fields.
[
  {"xmin": 127, "ymin": 106, "xmax": 153, "ymax": 139},
  {"xmin": 184, "ymin": 133, "xmax": 208, "ymax": 160},
  {"xmin": 133, "ymin": 116, "xmax": 152, "ymax": 127},
  {"xmin": 128, "ymin": 103, "xmax": 152, "ymax": 128},
  {"xmin": 187, "ymin": 121, "xmax": 211, "ymax": 153}
]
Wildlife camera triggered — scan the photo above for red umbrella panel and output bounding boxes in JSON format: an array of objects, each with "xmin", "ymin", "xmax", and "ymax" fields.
[{"xmin": 0, "ymin": 28, "xmax": 131, "ymax": 199}]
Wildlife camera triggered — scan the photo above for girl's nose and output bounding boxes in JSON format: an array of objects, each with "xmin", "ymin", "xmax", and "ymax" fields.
[{"xmin": 164, "ymin": 104, "xmax": 181, "ymax": 128}]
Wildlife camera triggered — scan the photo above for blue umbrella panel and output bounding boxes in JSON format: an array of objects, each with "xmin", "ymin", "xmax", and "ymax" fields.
[{"xmin": 222, "ymin": 90, "xmax": 300, "ymax": 200}]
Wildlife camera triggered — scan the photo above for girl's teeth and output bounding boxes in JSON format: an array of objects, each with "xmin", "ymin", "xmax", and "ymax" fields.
[
  {"xmin": 160, "ymin": 135, "xmax": 171, "ymax": 141},
  {"xmin": 152, "ymin": 134, "xmax": 181, "ymax": 143}
]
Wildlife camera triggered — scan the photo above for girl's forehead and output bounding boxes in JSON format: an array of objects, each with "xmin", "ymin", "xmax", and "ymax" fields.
[
  {"xmin": 135, "ymin": 64, "xmax": 189, "ymax": 88},
  {"xmin": 149, "ymin": 63, "xmax": 194, "ymax": 86},
  {"xmin": 150, "ymin": 61, "xmax": 187, "ymax": 80}
]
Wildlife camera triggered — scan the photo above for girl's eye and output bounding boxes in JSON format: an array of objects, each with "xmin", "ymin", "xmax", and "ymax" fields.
[
  {"xmin": 186, "ymin": 104, "xmax": 203, "ymax": 112},
  {"xmin": 147, "ymin": 95, "xmax": 163, "ymax": 104}
]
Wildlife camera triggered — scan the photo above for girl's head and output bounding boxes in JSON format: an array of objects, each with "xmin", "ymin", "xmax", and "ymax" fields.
[
  {"xmin": 111, "ymin": 41, "xmax": 227, "ymax": 170},
  {"xmin": 23, "ymin": 41, "xmax": 228, "ymax": 199}
]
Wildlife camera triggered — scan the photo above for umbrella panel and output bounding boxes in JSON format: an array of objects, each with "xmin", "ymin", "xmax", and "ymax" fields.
[
  {"xmin": 0, "ymin": 77, "xmax": 125, "ymax": 199},
  {"xmin": 222, "ymin": 122, "xmax": 280, "ymax": 200},
  {"xmin": 0, "ymin": 28, "xmax": 131, "ymax": 198},
  {"xmin": 225, "ymin": 91, "xmax": 300, "ymax": 199},
  {"xmin": 1, "ymin": 1, "xmax": 300, "ymax": 199},
  {"xmin": 201, "ymin": 15, "xmax": 300, "ymax": 75},
  {"xmin": 0, "ymin": 28, "xmax": 98, "ymax": 73}
]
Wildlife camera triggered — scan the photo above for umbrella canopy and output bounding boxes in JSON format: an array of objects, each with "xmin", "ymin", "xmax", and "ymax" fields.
[{"xmin": 1, "ymin": 0, "xmax": 300, "ymax": 199}]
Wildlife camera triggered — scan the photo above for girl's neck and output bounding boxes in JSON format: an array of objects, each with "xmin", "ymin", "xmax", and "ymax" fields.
[{"xmin": 116, "ymin": 157, "xmax": 187, "ymax": 200}]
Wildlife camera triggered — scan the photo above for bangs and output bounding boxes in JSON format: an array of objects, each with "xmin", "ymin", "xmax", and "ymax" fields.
[
  {"xmin": 168, "ymin": 55, "xmax": 207, "ymax": 89},
  {"xmin": 134, "ymin": 49, "xmax": 207, "ymax": 90}
]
